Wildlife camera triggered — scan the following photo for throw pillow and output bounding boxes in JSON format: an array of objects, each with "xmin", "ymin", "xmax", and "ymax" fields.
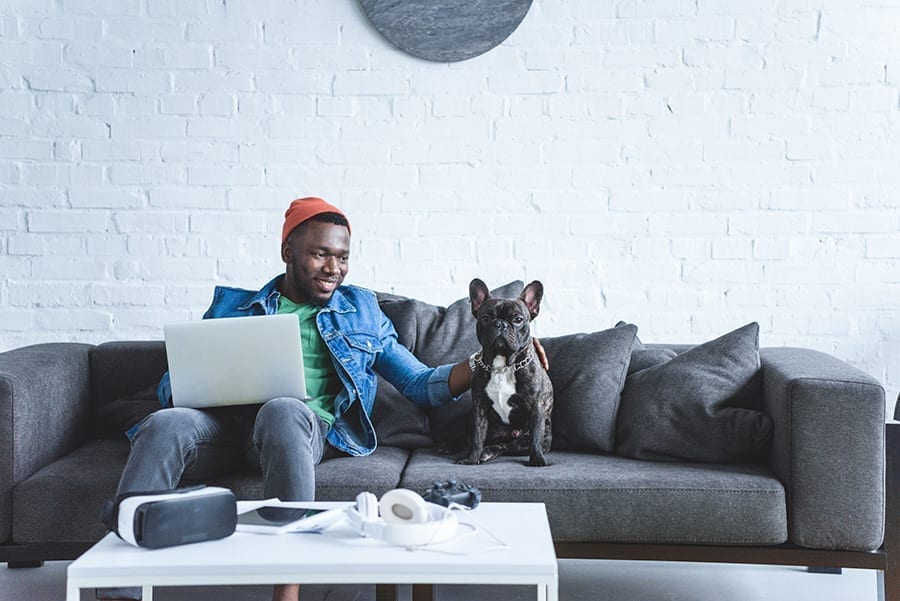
[
  {"xmin": 615, "ymin": 320, "xmax": 679, "ymax": 376},
  {"xmin": 369, "ymin": 375, "xmax": 434, "ymax": 449},
  {"xmin": 375, "ymin": 281, "xmax": 524, "ymax": 445},
  {"xmin": 540, "ymin": 323, "xmax": 638, "ymax": 453},
  {"xmin": 628, "ymin": 348, "xmax": 678, "ymax": 375},
  {"xmin": 94, "ymin": 384, "xmax": 160, "ymax": 437},
  {"xmin": 615, "ymin": 322, "xmax": 772, "ymax": 463}
]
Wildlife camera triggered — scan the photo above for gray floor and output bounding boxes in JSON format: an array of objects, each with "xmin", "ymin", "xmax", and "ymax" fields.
[{"xmin": 0, "ymin": 558, "xmax": 879, "ymax": 601}]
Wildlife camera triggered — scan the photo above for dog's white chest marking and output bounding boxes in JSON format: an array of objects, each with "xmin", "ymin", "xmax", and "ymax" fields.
[{"xmin": 486, "ymin": 356, "xmax": 516, "ymax": 425}]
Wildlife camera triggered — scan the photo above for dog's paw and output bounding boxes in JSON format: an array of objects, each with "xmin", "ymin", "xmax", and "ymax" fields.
[
  {"xmin": 456, "ymin": 457, "xmax": 480, "ymax": 465},
  {"xmin": 436, "ymin": 441, "xmax": 463, "ymax": 456},
  {"xmin": 527, "ymin": 455, "xmax": 548, "ymax": 467},
  {"xmin": 477, "ymin": 452, "xmax": 499, "ymax": 464}
]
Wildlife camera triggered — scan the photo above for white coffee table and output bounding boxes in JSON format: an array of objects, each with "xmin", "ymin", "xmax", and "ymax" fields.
[{"xmin": 66, "ymin": 501, "xmax": 558, "ymax": 601}]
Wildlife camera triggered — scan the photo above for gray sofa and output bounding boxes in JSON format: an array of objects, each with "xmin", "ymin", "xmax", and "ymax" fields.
[{"xmin": 1, "ymin": 282, "xmax": 896, "ymax": 601}]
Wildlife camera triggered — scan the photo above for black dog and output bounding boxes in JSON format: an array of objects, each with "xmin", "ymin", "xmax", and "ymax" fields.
[{"xmin": 458, "ymin": 279, "xmax": 553, "ymax": 467}]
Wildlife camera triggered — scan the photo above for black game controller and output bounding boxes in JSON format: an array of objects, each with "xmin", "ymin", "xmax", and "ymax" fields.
[{"xmin": 422, "ymin": 480, "xmax": 481, "ymax": 509}]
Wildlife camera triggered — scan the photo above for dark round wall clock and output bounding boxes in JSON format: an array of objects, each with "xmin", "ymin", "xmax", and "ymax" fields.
[{"xmin": 358, "ymin": 0, "xmax": 534, "ymax": 63}]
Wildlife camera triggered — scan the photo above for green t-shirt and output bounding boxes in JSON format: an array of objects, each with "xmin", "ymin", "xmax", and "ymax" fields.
[{"xmin": 276, "ymin": 296, "xmax": 340, "ymax": 426}]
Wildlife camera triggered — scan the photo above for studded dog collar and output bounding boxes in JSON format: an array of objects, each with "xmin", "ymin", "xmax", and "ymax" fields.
[{"xmin": 469, "ymin": 346, "xmax": 535, "ymax": 374}]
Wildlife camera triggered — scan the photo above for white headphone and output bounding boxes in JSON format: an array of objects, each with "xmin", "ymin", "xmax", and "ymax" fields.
[{"xmin": 345, "ymin": 488, "xmax": 458, "ymax": 547}]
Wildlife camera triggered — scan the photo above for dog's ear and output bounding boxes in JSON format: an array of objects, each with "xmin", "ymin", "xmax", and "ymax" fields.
[
  {"xmin": 469, "ymin": 278, "xmax": 491, "ymax": 317},
  {"xmin": 520, "ymin": 281, "xmax": 544, "ymax": 320}
]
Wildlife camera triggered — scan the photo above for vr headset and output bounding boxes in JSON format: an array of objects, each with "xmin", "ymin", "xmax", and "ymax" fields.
[
  {"xmin": 100, "ymin": 485, "xmax": 237, "ymax": 549},
  {"xmin": 345, "ymin": 488, "xmax": 458, "ymax": 547}
]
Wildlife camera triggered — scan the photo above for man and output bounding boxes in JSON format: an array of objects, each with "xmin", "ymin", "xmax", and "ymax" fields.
[{"xmin": 104, "ymin": 197, "xmax": 542, "ymax": 601}]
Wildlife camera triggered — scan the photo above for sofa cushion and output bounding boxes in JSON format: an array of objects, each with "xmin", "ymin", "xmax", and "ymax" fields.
[
  {"xmin": 540, "ymin": 324, "xmax": 638, "ymax": 453},
  {"xmin": 615, "ymin": 322, "xmax": 772, "ymax": 463},
  {"xmin": 628, "ymin": 348, "xmax": 677, "ymax": 375},
  {"xmin": 369, "ymin": 378, "xmax": 434, "ymax": 449},
  {"xmin": 13, "ymin": 439, "xmax": 131, "ymax": 543},
  {"xmin": 376, "ymin": 281, "xmax": 524, "ymax": 445},
  {"xmin": 400, "ymin": 448, "xmax": 787, "ymax": 545},
  {"xmin": 12, "ymin": 439, "xmax": 409, "ymax": 543},
  {"xmin": 615, "ymin": 320, "xmax": 680, "ymax": 376},
  {"xmin": 95, "ymin": 384, "xmax": 159, "ymax": 438},
  {"xmin": 91, "ymin": 341, "xmax": 168, "ymax": 438}
]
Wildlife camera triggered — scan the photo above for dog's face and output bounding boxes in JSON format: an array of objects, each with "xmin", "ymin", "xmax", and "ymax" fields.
[{"xmin": 470, "ymin": 279, "xmax": 543, "ymax": 364}]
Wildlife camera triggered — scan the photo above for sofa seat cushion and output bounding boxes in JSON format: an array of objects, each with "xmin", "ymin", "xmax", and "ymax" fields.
[
  {"xmin": 400, "ymin": 449, "xmax": 787, "ymax": 545},
  {"xmin": 13, "ymin": 439, "xmax": 409, "ymax": 544},
  {"xmin": 13, "ymin": 439, "xmax": 131, "ymax": 543}
]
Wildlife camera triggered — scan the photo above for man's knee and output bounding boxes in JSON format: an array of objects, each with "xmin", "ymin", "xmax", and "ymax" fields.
[
  {"xmin": 255, "ymin": 397, "xmax": 317, "ymax": 437},
  {"xmin": 134, "ymin": 408, "xmax": 205, "ymax": 444}
]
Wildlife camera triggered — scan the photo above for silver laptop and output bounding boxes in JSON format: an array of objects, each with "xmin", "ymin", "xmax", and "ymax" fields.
[{"xmin": 163, "ymin": 314, "xmax": 308, "ymax": 408}]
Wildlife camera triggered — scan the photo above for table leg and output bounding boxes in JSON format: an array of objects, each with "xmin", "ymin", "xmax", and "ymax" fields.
[
  {"xmin": 546, "ymin": 579, "xmax": 559, "ymax": 601},
  {"xmin": 375, "ymin": 584, "xmax": 397, "ymax": 601},
  {"xmin": 143, "ymin": 584, "xmax": 154, "ymax": 601},
  {"xmin": 411, "ymin": 583, "xmax": 434, "ymax": 601},
  {"xmin": 66, "ymin": 581, "xmax": 79, "ymax": 601}
]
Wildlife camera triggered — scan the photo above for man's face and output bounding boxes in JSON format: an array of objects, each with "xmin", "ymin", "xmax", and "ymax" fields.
[{"xmin": 280, "ymin": 220, "xmax": 351, "ymax": 306}]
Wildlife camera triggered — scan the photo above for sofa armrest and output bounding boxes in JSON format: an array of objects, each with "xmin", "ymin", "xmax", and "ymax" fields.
[
  {"xmin": 760, "ymin": 347, "xmax": 885, "ymax": 551},
  {"xmin": 0, "ymin": 343, "xmax": 94, "ymax": 543}
]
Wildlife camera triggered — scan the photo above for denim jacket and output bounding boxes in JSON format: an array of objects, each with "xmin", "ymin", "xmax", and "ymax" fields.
[{"xmin": 155, "ymin": 274, "xmax": 456, "ymax": 456}]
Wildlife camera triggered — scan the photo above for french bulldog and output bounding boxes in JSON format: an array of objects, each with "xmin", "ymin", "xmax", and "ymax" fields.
[{"xmin": 458, "ymin": 278, "xmax": 554, "ymax": 467}]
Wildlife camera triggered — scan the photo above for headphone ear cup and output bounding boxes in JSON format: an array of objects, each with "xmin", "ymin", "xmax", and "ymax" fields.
[
  {"xmin": 356, "ymin": 491, "xmax": 379, "ymax": 522},
  {"xmin": 380, "ymin": 504, "xmax": 459, "ymax": 547},
  {"xmin": 348, "ymin": 489, "xmax": 459, "ymax": 546},
  {"xmin": 379, "ymin": 489, "xmax": 429, "ymax": 524}
]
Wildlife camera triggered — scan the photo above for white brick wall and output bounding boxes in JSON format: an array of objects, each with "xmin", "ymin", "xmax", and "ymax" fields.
[{"xmin": 1, "ymin": 1, "xmax": 898, "ymax": 412}]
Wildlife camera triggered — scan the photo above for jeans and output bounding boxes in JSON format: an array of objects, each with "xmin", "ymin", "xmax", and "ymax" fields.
[{"xmin": 98, "ymin": 398, "xmax": 330, "ymax": 600}]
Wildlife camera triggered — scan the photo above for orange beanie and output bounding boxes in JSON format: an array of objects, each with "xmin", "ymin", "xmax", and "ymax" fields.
[{"xmin": 281, "ymin": 197, "xmax": 350, "ymax": 243}]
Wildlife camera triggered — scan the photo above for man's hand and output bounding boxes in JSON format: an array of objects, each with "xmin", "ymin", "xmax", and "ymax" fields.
[{"xmin": 533, "ymin": 337, "xmax": 549, "ymax": 371}]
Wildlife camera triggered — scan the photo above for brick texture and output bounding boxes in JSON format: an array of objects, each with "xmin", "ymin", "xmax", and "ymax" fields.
[{"xmin": 0, "ymin": 1, "xmax": 898, "ymax": 413}]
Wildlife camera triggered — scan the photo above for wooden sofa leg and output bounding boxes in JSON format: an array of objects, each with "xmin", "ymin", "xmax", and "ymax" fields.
[
  {"xmin": 887, "ymin": 555, "xmax": 900, "ymax": 601},
  {"xmin": 885, "ymin": 421, "xmax": 899, "ymax": 601},
  {"xmin": 374, "ymin": 584, "xmax": 433, "ymax": 601},
  {"xmin": 7, "ymin": 560, "xmax": 44, "ymax": 568},
  {"xmin": 374, "ymin": 583, "xmax": 434, "ymax": 601},
  {"xmin": 807, "ymin": 567, "xmax": 842, "ymax": 574}
]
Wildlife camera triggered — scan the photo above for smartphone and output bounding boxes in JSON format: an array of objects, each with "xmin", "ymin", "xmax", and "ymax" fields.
[{"xmin": 236, "ymin": 505, "xmax": 342, "ymax": 534}]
